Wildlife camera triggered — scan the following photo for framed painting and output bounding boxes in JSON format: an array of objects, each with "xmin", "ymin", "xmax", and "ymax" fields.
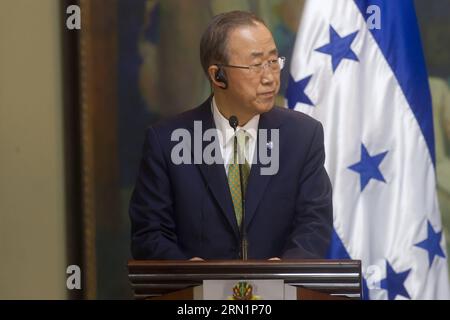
[{"xmin": 74, "ymin": 0, "xmax": 306, "ymax": 299}]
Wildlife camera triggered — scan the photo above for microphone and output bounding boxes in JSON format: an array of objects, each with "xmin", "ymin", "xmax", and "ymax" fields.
[
  {"xmin": 228, "ymin": 115, "xmax": 238, "ymax": 130},
  {"xmin": 228, "ymin": 115, "xmax": 248, "ymax": 260}
]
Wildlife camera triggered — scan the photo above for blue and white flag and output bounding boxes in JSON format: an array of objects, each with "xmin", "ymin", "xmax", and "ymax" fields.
[{"xmin": 286, "ymin": 0, "xmax": 450, "ymax": 299}]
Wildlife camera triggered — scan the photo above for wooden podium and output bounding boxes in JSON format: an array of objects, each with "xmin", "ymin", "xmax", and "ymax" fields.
[{"xmin": 128, "ymin": 260, "xmax": 362, "ymax": 300}]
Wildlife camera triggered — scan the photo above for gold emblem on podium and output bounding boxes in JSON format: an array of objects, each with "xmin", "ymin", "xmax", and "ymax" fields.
[{"xmin": 229, "ymin": 281, "xmax": 261, "ymax": 300}]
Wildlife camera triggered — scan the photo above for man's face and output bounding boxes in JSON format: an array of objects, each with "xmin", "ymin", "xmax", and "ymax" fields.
[{"xmin": 224, "ymin": 23, "xmax": 281, "ymax": 117}]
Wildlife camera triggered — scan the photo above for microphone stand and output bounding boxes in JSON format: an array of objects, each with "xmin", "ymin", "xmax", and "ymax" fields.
[
  {"xmin": 238, "ymin": 148, "xmax": 248, "ymax": 260},
  {"xmin": 229, "ymin": 116, "xmax": 248, "ymax": 260}
]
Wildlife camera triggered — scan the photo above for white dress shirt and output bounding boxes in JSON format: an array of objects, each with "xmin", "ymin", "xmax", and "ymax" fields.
[{"xmin": 211, "ymin": 96, "xmax": 260, "ymax": 175}]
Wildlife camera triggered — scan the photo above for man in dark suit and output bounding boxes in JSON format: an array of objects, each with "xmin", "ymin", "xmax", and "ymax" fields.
[{"xmin": 129, "ymin": 11, "xmax": 333, "ymax": 260}]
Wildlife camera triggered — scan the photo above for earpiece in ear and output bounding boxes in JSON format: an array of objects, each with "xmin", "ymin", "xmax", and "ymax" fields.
[{"xmin": 215, "ymin": 67, "xmax": 228, "ymax": 89}]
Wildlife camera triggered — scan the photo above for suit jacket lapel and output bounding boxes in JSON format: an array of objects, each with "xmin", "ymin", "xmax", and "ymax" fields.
[
  {"xmin": 245, "ymin": 107, "xmax": 283, "ymax": 229},
  {"xmin": 188, "ymin": 97, "xmax": 240, "ymax": 239}
]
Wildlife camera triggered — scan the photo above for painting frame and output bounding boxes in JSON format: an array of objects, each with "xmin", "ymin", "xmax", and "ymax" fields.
[{"xmin": 77, "ymin": 0, "xmax": 121, "ymax": 299}]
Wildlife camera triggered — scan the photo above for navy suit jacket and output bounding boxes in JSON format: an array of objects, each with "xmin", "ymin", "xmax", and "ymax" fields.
[{"xmin": 129, "ymin": 96, "xmax": 333, "ymax": 260}]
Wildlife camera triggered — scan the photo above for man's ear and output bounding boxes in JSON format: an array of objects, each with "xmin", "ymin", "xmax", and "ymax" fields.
[{"xmin": 208, "ymin": 65, "xmax": 227, "ymax": 89}]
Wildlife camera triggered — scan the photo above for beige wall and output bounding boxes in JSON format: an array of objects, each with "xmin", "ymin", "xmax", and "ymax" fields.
[{"xmin": 0, "ymin": 0, "xmax": 67, "ymax": 299}]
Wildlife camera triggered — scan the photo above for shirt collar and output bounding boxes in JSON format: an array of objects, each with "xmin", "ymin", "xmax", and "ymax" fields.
[{"xmin": 211, "ymin": 96, "xmax": 259, "ymax": 146}]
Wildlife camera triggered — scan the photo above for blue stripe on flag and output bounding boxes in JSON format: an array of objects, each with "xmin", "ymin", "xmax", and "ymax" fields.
[
  {"xmin": 327, "ymin": 229, "xmax": 351, "ymax": 259},
  {"xmin": 327, "ymin": 229, "xmax": 370, "ymax": 299},
  {"xmin": 353, "ymin": 0, "xmax": 435, "ymax": 165}
]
